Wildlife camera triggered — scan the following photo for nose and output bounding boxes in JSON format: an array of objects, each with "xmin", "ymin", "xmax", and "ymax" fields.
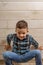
[{"xmin": 20, "ymin": 34, "xmax": 23, "ymax": 37}]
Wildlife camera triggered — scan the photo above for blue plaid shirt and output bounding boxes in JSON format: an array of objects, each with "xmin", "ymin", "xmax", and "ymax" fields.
[{"xmin": 7, "ymin": 34, "xmax": 39, "ymax": 55}]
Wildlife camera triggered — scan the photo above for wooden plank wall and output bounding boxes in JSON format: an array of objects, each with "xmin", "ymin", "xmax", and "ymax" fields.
[{"xmin": 0, "ymin": 1, "xmax": 43, "ymax": 59}]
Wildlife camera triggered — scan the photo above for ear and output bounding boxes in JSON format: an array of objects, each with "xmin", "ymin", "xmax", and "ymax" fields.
[
  {"xmin": 27, "ymin": 29, "xmax": 29, "ymax": 32},
  {"xmin": 27, "ymin": 30, "xmax": 29, "ymax": 32}
]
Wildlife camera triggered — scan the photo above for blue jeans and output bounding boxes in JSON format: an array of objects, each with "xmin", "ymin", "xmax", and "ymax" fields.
[{"xmin": 2, "ymin": 50, "xmax": 42, "ymax": 65}]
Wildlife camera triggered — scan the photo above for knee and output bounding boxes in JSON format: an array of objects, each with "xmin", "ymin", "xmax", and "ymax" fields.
[
  {"xmin": 2, "ymin": 51, "xmax": 9, "ymax": 58},
  {"xmin": 35, "ymin": 50, "xmax": 41, "ymax": 55}
]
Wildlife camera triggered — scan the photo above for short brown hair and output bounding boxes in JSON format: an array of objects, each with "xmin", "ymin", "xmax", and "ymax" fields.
[{"xmin": 16, "ymin": 20, "xmax": 28, "ymax": 29}]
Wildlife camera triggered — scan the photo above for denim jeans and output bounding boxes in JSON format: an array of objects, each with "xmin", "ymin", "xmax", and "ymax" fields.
[{"xmin": 2, "ymin": 50, "xmax": 42, "ymax": 65}]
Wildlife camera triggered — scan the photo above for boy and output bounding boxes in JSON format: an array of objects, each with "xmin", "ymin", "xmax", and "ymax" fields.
[{"xmin": 3, "ymin": 20, "xmax": 42, "ymax": 65}]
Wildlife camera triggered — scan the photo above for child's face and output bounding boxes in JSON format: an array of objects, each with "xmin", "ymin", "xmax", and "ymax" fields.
[{"xmin": 16, "ymin": 28, "xmax": 28, "ymax": 40}]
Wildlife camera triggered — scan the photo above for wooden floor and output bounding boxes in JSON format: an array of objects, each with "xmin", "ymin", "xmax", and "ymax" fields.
[
  {"xmin": 0, "ymin": 61, "xmax": 35, "ymax": 65},
  {"xmin": 0, "ymin": 60, "xmax": 43, "ymax": 65}
]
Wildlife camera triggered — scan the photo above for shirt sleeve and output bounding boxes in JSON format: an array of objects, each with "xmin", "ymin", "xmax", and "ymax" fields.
[
  {"xmin": 7, "ymin": 34, "xmax": 13, "ymax": 45},
  {"xmin": 29, "ymin": 35, "xmax": 39, "ymax": 49}
]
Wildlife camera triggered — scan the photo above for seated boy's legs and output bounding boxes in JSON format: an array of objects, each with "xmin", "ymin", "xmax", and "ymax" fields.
[
  {"xmin": 2, "ymin": 50, "xmax": 42, "ymax": 65},
  {"xmin": 2, "ymin": 51, "xmax": 23, "ymax": 65},
  {"xmin": 23, "ymin": 50, "xmax": 42, "ymax": 65}
]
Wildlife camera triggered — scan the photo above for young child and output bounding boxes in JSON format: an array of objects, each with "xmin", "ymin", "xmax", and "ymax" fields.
[{"xmin": 3, "ymin": 20, "xmax": 42, "ymax": 65}]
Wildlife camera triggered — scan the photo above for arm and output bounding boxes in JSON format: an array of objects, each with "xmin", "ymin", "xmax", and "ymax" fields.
[
  {"xmin": 5, "ymin": 34, "xmax": 13, "ymax": 50},
  {"xmin": 29, "ymin": 36, "xmax": 39, "ymax": 49},
  {"xmin": 29, "ymin": 35, "xmax": 43, "ymax": 50}
]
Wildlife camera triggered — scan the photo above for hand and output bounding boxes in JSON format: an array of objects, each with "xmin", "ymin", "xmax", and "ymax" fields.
[
  {"xmin": 4, "ymin": 45, "xmax": 12, "ymax": 50},
  {"xmin": 30, "ymin": 45, "xmax": 35, "ymax": 50},
  {"xmin": 38, "ymin": 46, "xmax": 43, "ymax": 50}
]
